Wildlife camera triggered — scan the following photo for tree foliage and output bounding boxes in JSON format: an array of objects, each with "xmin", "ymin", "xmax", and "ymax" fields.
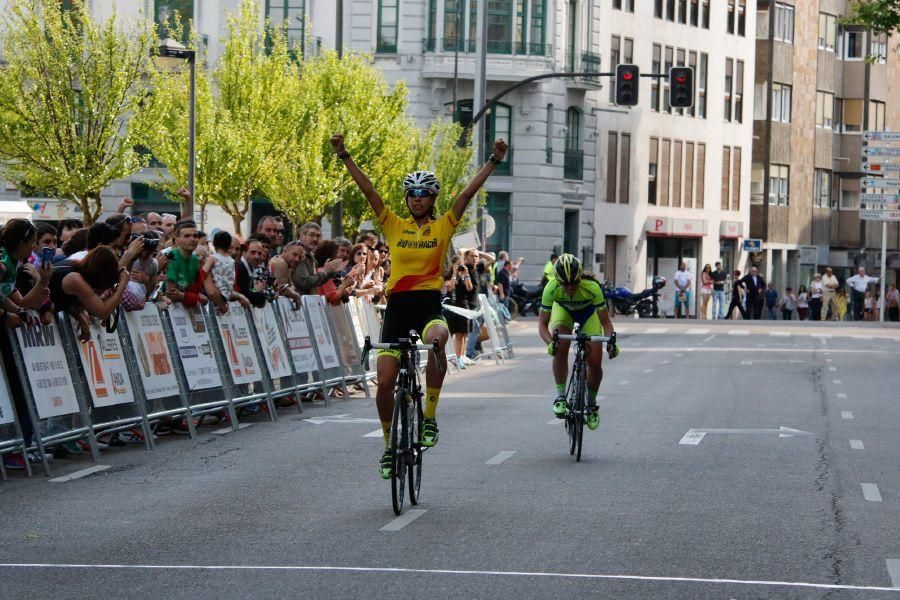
[
  {"xmin": 138, "ymin": 0, "xmax": 304, "ymax": 231},
  {"xmin": 845, "ymin": 1, "xmax": 900, "ymax": 35},
  {"xmin": 0, "ymin": 0, "xmax": 155, "ymax": 223}
]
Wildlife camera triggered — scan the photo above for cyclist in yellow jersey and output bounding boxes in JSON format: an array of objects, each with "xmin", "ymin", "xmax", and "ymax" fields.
[
  {"xmin": 331, "ymin": 133, "xmax": 507, "ymax": 479},
  {"xmin": 538, "ymin": 254, "xmax": 619, "ymax": 431}
]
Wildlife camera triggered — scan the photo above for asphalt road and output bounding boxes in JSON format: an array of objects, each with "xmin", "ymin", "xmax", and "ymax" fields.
[{"xmin": 1, "ymin": 319, "xmax": 899, "ymax": 599}]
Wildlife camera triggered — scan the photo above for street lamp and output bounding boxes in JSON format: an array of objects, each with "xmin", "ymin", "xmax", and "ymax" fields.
[{"xmin": 158, "ymin": 37, "xmax": 196, "ymax": 221}]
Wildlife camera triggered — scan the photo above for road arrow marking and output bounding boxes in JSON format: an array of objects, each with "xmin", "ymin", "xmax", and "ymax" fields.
[
  {"xmin": 303, "ymin": 414, "xmax": 381, "ymax": 425},
  {"xmin": 740, "ymin": 360, "xmax": 805, "ymax": 365},
  {"xmin": 679, "ymin": 426, "xmax": 812, "ymax": 445}
]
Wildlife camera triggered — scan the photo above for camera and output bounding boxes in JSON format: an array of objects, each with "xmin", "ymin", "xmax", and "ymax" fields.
[
  {"xmin": 132, "ymin": 232, "xmax": 160, "ymax": 251},
  {"xmin": 457, "ymin": 265, "xmax": 467, "ymax": 273}
]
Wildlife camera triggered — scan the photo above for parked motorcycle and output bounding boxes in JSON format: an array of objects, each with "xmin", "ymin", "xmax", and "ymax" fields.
[
  {"xmin": 509, "ymin": 281, "xmax": 543, "ymax": 319},
  {"xmin": 602, "ymin": 276, "xmax": 666, "ymax": 318}
]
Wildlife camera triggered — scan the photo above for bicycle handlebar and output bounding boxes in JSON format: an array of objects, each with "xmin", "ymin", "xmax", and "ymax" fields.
[
  {"xmin": 361, "ymin": 332, "xmax": 441, "ymax": 368},
  {"xmin": 554, "ymin": 333, "xmax": 613, "ymax": 343}
]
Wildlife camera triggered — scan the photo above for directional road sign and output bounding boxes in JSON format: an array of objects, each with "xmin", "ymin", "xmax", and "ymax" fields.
[
  {"xmin": 742, "ymin": 239, "xmax": 762, "ymax": 252},
  {"xmin": 861, "ymin": 146, "xmax": 900, "ymax": 158},
  {"xmin": 863, "ymin": 131, "xmax": 900, "ymax": 142},
  {"xmin": 860, "ymin": 209, "xmax": 900, "ymax": 221},
  {"xmin": 861, "ymin": 178, "xmax": 900, "ymax": 189},
  {"xmin": 863, "ymin": 162, "xmax": 900, "ymax": 174},
  {"xmin": 861, "ymin": 193, "xmax": 900, "ymax": 203}
]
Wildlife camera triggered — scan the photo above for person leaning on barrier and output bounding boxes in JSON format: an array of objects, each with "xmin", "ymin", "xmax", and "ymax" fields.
[
  {"xmin": 164, "ymin": 220, "xmax": 207, "ymax": 307},
  {"xmin": 268, "ymin": 240, "xmax": 304, "ymax": 306},
  {"xmin": 49, "ymin": 246, "xmax": 130, "ymax": 341},
  {"xmin": 0, "ymin": 219, "xmax": 53, "ymax": 329}
]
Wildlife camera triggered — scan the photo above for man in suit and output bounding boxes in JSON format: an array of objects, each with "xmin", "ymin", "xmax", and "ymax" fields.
[{"xmin": 740, "ymin": 266, "xmax": 766, "ymax": 320}]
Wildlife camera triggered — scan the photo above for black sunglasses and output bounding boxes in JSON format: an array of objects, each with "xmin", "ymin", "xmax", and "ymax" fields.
[{"xmin": 407, "ymin": 189, "xmax": 433, "ymax": 199}]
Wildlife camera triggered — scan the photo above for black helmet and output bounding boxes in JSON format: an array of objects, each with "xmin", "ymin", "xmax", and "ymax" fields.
[{"xmin": 554, "ymin": 254, "xmax": 583, "ymax": 284}]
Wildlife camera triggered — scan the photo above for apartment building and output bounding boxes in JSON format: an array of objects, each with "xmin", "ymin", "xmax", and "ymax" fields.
[
  {"xmin": 752, "ymin": 0, "xmax": 900, "ymax": 289},
  {"xmin": 592, "ymin": 0, "xmax": 756, "ymax": 314}
]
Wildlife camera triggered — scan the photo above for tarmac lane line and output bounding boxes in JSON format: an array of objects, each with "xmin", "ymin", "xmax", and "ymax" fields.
[
  {"xmin": 48, "ymin": 465, "xmax": 111, "ymax": 483},
  {"xmin": 841, "ymin": 411, "xmax": 854, "ymax": 419},
  {"xmin": 850, "ymin": 440, "xmax": 865, "ymax": 450},
  {"xmin": 380, "ymin": 509, "xmax": 428, "ymax": 532},
  {"xmin": 485, "ymin": 451, "xmax": 516, "ymax": 465},
  {"xmin": 0, "ymin": 563, "xmax": 898, "ymax": 593},
  {"xmin": 862, "ymin": 484, "xmax": 883, "ymax": 502}
]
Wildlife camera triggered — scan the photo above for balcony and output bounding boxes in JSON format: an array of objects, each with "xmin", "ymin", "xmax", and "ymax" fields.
[
  {"xmin": 563, "ymin": 149, "xmax": 584, "ymax": 180},
  {"xmin": 565, "ymin": 52, "xmax": 603, "ymax": 88},
  {"xmin": 426, "ymin": 37, "xmax": 551, "ymax": 58},
  {"xmin": 484, "ymin": 146, "xmax": 513, "ymax": 176}
]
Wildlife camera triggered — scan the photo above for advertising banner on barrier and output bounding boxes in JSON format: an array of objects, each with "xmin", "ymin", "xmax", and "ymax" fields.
[
  {"xmin": 303, "ymin": 297, "xmax": 340, "ymax": 370},
  {"xmin": 252, "ymin": 304, "xmax": 292, "ymax": 380},
  {"xmin": 327, "ymin": 304, "xmax": 362, "ymax": 370},
  {"xmin": 347, "ymin": 299, "xmax": 366, "ymax": 347},
  {"xmin": 169, "ymin": 303, "xmax": 222, "ymax": 391},
  {"xmin": 217, "ymin": 302, "xmax": 262, "ymax": 385},
  {"xmin": 15, "ymin": 321, "xmax": 80, "ymax": 419},
  {"xmin": 72, "ymin": 318, "xmax": 135, "ymax": 408},
  {"xmin": 0, "ymin": 365, "xmax": 15, "ymax": 425},
  {"xmin": 124, "ymin": 306, "xmax": 180, "ymax": 400},
  {"xmin": 277, "ymin": 297, "xmax": 317, "ymax": 375}
]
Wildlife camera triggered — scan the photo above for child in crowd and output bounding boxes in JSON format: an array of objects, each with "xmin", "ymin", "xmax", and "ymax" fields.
[
  {"xmin": 863, "ymin": 290, "xmax": 875, "ymax": 321},
  {"xmin": 796, "ymin": 285, "xmax": 808, "ymax": 320},
  {"xmin": 780, "ymin": 286, "xmax": 797, "ymax": 321},
  {"xmin": 835, "ymin": 288, "xmax": 848, "ymax": 321},
  {"xmin": 203, "ymin": 230, "xmax": 250, "ymax": 312}
]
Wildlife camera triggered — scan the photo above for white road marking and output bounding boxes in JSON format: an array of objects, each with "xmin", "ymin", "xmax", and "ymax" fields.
[
  {"xmin": 837, "ymin": 393, "xmax": 848, "ymax": 399},
  {"xmin": 849, "ymin": 440, "xmax": 865, "ymax": 450},
  {"xmin": 741, "ymin": 360, "xmax": 805, "ymax": 366},
  {"xmin": 642, "ymin": 369, "xmax": 654, "ymax": 374},
  {"xmin": 212, "ymin": 423, "xmax": 253, "ymax": 435},
  {"xmin": 679, "ymin": 427, "xmax": 811, "ymax": 445},
  {"xmin": 619, "ymin": 381, "xmax": 630, "ymax": 386},
  {"xmin": 828, "ymin": 366, "xmax": 837, "ymax": 372},
  {"xmin": 770, "ymin": 332, "xmax": 791, "ymax": 337},
  {"xmin": 679, "ymin": 431, "xmax": 706, "ymax": 445},
  {"xmin": 701, "ymin": 335, "xmax": 716, "ymax": 343},
  {"xmin": 826, "ymin": 358, "xmax": 833, "ymax": 362},
  {"xmin": 485, "ymin": 451, "xmax": 516, "ymax": 465},
  {"xmin": 686, "ymin": 329, "xmax": 710, "ymax": 335},
  {"xmin": 676, "ymin": 353, "xmax": 684, "ymax": 357},
  {"xmin": 363, "ymin": 429, "xmax": 384, "ymax": 438},
  {"xmin": 645, "ymin": 327, "xmax": 669, "ymax": 334},
  {"xmin": 547, "ymin": 419, "xmax": 564, "ymax": 426},
  {"xmin": 606, "ymin": 347, "xmax": 897, "ymax": 355},
  {"xmin": 756, "ymin": 344, "xmax": 766, "ymax": 348},
  {"xmin": 811, "ymin": 334, "xmax": 833, "ymax": 339},
  {"xmin": 887, "ymin": 559, "xmax": 900, "ymax": 589},
  {"xmin": 861, "ymin": 483, "xmax": 882, "ymax": 502},
  {"xmin": 841, "ymin": 411, "xmax": 854, "ymax": 420},
  {"xmin": 49, "ymin": 465, "xmax": 111, "ymax": 483},
  {"xmin": 851, "ymin": 335, "xmax": 874, "ymax": 341},
  {"xmin": 661, "ymin": 360, "xmax": 671, "ymax": 365},
  {"xmin": 728, "ymin": 330, "xmax": 750, "ymax": 336},
  {"xmin": 380, "ymin": 509, "xmax": 427, "ymax": 531},
  {"xmin": 833, "ymin": 380, "xmax": 842, "ymax": 385},
  {"xmin": 0, "ymin": 563, "xmax": 896, "ymax": 593}
]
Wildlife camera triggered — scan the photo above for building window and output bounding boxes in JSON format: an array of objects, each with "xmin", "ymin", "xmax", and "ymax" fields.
[
  {"xmin": 624, "ymin": 37, "xmax": 634, "ymax": 64},
  {"xmin": 672, "ymin": 141, "xmax": 683, "ymax": 207},
  {"xmin": 675, "ymin": 48, "xmax": 686, "ymax": 116},
  {"xmin": 660, "ymin": 139, "xmax": 671, "ymax": 206},
  {"xmin": 651, "ymin": 44, "xmax": 661, "ymax": 112},
  {"xmin": 609, "ymin": 35, "xmax": 621, "ymax": 104},
  {"xmin": 772, "ymin": 83, "xmax": 791, "ymax": 123},
  {"xmin": 737, "ymin": 0, "xmax": 746, "ymax": 35},
  {"xmin": 731, "ymin": 147, "xmax": 741, "ymax": 211},
  {"xmin": 663, "ymin": 46, "xmax": 674, "ymax": 113},
  {"xmin": 774, "ymin": 2, "xmax": 794, "ymax": 44},
  {"xmin": 840, "ymin": 189, "xmax": 859, "ymax": 210},
  {"xmin": 678, "ymin": 0, "xmax": 687, "ymax": 24},
  {"xmin": 530, "ymin": 0, "xmax": 545, "ymax": 53},
  {"xmin": 487, "ymin": 0, "xmax": 514, "ymax": 54},
  {"xmin": 648, "ymin": 137, "xmax": 659, "ymax": 205},
  {"xmin": 814, "ymin": 170, "xmax": 831, "ymax": 208},
  {"xmin": 734, "ymin": 60, "xmax": 744, "ymax": 123},
  {"xmin": 842, "ymin": 30, "xmax": 864, "ymax": 60},
  {"xmin": 750, "ymin": 164, "xmax": 764, "ymax": 205},
  {"xmin": 486, "ymin": 101, "xmax": 513, "ymax": 174},
  {"xmin": 545, "ymin": 103, "xmax": 553, "ymax": 163},
  {"xmin": 654, "ymin": 0, "xmax": 663, "ymax": 19},
  {"xmin": 769, "ymin": 164, "xmax": 789, "ymax": 206},
  {"xmin": 701, "ymin": 0, "xmax": 709, "ymax": 29},
  {"xmin": 266, "ymin": 0, "xmax": 308, "ymax": 57},
  {"xmin": 614, "ymin": 0, "xmax": 634, "ymax": 11},
  {"xmin": 698, "ymin": 53, "xmax": 708, "ymax": 119},
  {"xmin": 564, "ymin": 107, "xmax": 583, "ymax": 180},
  {"xmin": 842, "ymin": 98, "xmax": 863, "ymax": 133},
  {"xmin": 721, "ymin": 146, "xmax": 731, "ymax": 210},
  {"xmin": 690, "ymin": 0, "xmax": 698, "ymax": 26},
  {"xmin": 687, "ymin": 51, "xmax": 698, "ymax": 117},
  {"xmin": 696, "ymin": 143, "xmax": 706, "ymax": 208},
  {"xmin": 818, "ymin": 13, "xmax": 836, "ymax": 51},
  {"xmin": 869, "ymin": 100, "xmax": 886, "ymax": 131},
  {"xmin": 684, "ymin": 142, "xmax": 695, "ymax": 208},
  {"xmin": 155, "ymin": 0, "xmax": 194, "ymax": 40},
  {"xmin": 816, "ymin": 91, "xmax": 834, "ymax": 129},
  {"xmin": 871, "ymin": 34, "xmax": 888, "ymax": 64},
  {"xmin": 727, "ymin": 0, "xmax": 735, "ymax": 34},
  {"xmin": 376, "ymin": 0, "xmax": 399, "ymax": 53},
  {"xmin": 606, "ymin": 132, "xmax": 618, "ymax": 203},
  {"xmin": 443, "ymin": 0, "xmax": 464, "ymax": 51},
  {"xmin": 666, "ymin": 0, "xmax": 675, "ymax": 21},
  {"xmin": 485, "ymin": 192, "xmax": 511, "ymax": 255},
  {"xmin": 620, "ymin": 133, "xmax": 631, "ymax": 204},
  {"xmin": 724, "ymin": 58, "xmax": 733, "ymax": 122}
]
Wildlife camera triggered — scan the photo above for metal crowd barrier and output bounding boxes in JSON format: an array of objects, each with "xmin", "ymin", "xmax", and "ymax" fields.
[
  {"xmin": 302, "ymin": 296, "xmax": 350, "ymax": 400},
  {"xmin": 0, "ymin": 358, "xmax": 30, "ymax": 479}
]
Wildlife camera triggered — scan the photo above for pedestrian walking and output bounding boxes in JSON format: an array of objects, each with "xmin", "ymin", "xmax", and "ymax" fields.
[
  {"xmin": 887, "ymin": 283, "xmax": 900, "ymax": 322},
  {"xmin": 846, "ymin": 267, "xmax": 879, "ymax": 321},
  {"xmin": 740, "ymin": 266, "xmax": 766, "ymax": 320},
  {"xmin": 821, "ymin": 267, "xmax": 839, "ymax": 320},
  {"xmin": 764, "ymin": 282, "xmax": 779, "ymax": 320},
  {"xmin": 809, "ymin": 274, "xmax": 824, "ymax": 321},
  {"xmin": 797, "ymin": 285, "xmax": 809, "ymax": 321},
  {"xmin": 699, "ymin": 264, "xmax": 713, "ymax": 319},
  {"xmin": 725, "ymin": 270, "xmax": 746, "ymax": 319},
  {"xmin": 780, "ymin": 287, "xmax": 797, "ymax": 321},
  {"xmin": 710, "ymin": 261, "xmax": 728, "ymax": 319}
]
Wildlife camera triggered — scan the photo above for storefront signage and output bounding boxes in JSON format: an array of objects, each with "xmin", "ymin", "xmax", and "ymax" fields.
[
  {"xmin": 720, "ymin": 221, "xmax": 743, "ymax": 238},
  {"xmin": 742, "ymin": 239, "xmax": 763, "ymax": 252},
  {"xmin": 645, "ymin": 217, "xmax": 707, "ymax": 237}
]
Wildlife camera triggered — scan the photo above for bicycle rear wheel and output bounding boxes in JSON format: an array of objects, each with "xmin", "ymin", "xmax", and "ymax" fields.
[
  {"xmin": 567, "ymin": 370, "xmax": 579, "ymax": 456},
  {"xmin": 574, "ymin": 369, "xmax": 585, "ymax": 462},
  {"xmin": 408, "ymin": 394, "xmax": 423, "ymax": 505},
  {"xmin": 390, "ymin": 389, "xmax": 407, "ymax": 515}
]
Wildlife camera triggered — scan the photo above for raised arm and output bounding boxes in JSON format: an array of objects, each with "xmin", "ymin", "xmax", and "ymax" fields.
[
  {"xmin": 451, "ymin": 139, "xmax": 508, "ymax": 222},
  {"xmin": 331, "ymin": 134, "xmax": 385, "ymax": 217}
]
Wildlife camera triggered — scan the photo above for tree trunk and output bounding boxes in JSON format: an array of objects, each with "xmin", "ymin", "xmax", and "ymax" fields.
[{"xmin": 231, "ymin": 212, "xmax": 244, "ymax": 237}]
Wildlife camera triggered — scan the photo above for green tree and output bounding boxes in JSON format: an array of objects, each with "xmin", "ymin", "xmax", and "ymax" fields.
[
  {"xmin": 138, "ymin": 0, "xmax": 303, "ymax": 231},
  {"xmin": 0, "ymin": 0, "xmax": 156, "ymax": 224},
  {"xmin": 846, "ymin": 1, "xmax": 900, "ymax": 35}
]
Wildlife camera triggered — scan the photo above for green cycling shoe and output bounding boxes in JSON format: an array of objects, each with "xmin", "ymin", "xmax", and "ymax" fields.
[
  {"xmin": 379, "ymin": 450, "xmax": 393, "ymax": 480},
  {"xmin": 420, "ymin": 418, "xmax": 439, "ymax": 447},
  {"xmin": 586, "ymin": 406, "xmax": 600, "ymax": 431},
  {"xmin": 553, "ymin": 395, "xmax": 568, "ymax": 418}
]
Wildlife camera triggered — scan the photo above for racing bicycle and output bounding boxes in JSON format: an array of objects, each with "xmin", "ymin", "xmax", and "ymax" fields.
[{"xmin": 362, "ymin": 331, "xmax": 439, "ymax": 515}]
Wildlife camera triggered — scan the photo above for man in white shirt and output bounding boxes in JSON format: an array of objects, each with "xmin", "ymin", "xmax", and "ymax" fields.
[
  {"xmin": 846, "ymin": 267, "xmax": 879, "ymax": 321},
  {"xmin": 673, "ymin": 262, "xmax": 692, "ymax": 318}
]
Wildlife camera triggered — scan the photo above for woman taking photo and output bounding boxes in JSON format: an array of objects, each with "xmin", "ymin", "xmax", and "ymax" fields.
[
  {"xmin": 0, "ymin": 219, "xmax": 53, "ymax": 327},
  {"xmin": 443, "ymin": 255, "xmax": 475, "ymax": 368}
]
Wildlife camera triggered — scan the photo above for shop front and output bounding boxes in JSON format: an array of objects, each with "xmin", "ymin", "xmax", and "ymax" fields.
[{"xmin": 645, "ymin": 217, "xmax": 706, "ymax": 317}]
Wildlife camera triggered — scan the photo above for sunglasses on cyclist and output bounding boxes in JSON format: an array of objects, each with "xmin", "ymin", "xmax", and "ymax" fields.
[{"xmin": 406, "ymin": 189, "xmax": 433, "ymax": 199}]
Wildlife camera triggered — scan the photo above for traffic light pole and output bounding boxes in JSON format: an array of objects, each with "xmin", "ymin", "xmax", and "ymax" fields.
[{"xmin": 457, "ymin": 71, "xmax": 669, "ymax": 147}]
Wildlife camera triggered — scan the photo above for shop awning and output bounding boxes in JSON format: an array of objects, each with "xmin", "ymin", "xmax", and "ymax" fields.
[{"xmin": 645, "ymin": 216, "xmax": 707, "ymax": 238}]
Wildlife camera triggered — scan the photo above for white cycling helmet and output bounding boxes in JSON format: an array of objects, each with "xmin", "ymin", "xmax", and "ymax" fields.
[{"xmin": 402, "ymin": 170, "xmax": 440, "ymax": 195}]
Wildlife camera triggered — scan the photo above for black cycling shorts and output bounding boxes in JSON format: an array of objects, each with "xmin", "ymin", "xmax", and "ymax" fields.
[{"xmin": 381, "ymin": 290, "xmax": 446, "ymax": 345}]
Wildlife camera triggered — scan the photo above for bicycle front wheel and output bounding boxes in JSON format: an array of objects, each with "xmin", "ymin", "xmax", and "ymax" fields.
[
  {"xmin": 408, "ymin": 394, "xmax": 423, "ymax": 505},
  {"xmin": 574, "ymin": 370, "xmax": 586, "ymax": 462},
  {"xmin": 390, "ymin": 389, "xmax": 407, "ymax": 515}
]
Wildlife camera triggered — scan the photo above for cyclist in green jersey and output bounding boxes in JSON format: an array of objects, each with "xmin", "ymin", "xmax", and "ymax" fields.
[{"xmin": 537, "ymin": 254, "xmax": 619, "ymax": 430}]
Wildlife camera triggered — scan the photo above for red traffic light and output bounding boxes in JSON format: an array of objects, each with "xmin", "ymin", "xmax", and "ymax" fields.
[
  {"xmin": 675, "ymin": 75, "xmax": 687, "ymax": 84},
  {"xmin": 622, "ymin": 72, "xmax": 634, "ymax": 81}
]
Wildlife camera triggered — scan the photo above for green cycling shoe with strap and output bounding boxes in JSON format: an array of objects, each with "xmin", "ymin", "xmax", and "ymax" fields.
[
  {"xmin": 553, "ymin": 395, "xmax": 568, "ymax": 418},
  {"xmin": 586, "ymin": 406, "xmax": 600, "ymax": 430},
  {"xmin": 379, "ymin": 450, "xmax": 393, "ymax": 480},
  {"xmin": 420, "ymin": 418, "xmax": 439, "ymax": 447}
]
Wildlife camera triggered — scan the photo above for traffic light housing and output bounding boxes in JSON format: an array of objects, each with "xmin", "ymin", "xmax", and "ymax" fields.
[
  {"xmin": 615, "ymin": 64, "xmax": 640, "ymax": 107},
  {"xmin": 669, "ymin": 66, "xmax": 694, "ymax": 108}
]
